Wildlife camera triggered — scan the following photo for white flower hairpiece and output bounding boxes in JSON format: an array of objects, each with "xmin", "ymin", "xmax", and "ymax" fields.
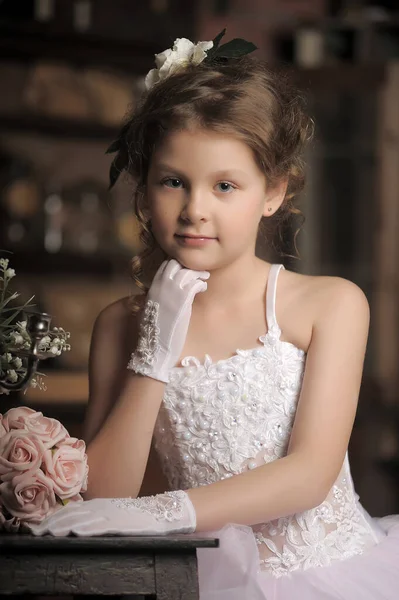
[{"xmin": 145, "ymin": 37, "xmax": 214, "ymax": 90}]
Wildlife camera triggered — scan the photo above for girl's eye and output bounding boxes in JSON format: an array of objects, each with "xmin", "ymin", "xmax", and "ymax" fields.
[
  {"xmin": 162, "ymin": 178, "xmax": 183, "ymax": 189},
  {"xmin": 216, "ymin": 182, "xmax": 236, "ymax": 193}
]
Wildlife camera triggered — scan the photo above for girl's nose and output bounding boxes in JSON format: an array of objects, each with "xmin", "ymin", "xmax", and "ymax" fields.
[{"xmin": 179, "ymin": 189, "xmax": 209, "ymax": 223}]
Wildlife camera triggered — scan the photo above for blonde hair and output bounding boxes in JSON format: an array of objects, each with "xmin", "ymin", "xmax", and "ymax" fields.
[{"xmin": 121, "ymin": 57, "xmax": 313, "ymax": 312}]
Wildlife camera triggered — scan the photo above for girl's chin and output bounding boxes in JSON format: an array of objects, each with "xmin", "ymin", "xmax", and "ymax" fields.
[{"xmin": 168, "ymin": 252, "xmax": 215, "ymax": 272}]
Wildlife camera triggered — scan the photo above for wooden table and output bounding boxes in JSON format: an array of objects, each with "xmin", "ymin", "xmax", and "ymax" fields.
[{"xmin": 0, "ymin": 534, "xmax": 219, "ymax": 599}]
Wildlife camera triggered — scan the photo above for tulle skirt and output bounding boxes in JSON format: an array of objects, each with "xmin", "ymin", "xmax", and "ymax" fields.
[{"xmin": 196, "ymin": 515, "xmax": 399, "ymax": 600}]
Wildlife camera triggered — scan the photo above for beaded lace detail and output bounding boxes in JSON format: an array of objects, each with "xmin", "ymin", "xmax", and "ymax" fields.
[
  {"xmin": 153, "ymin": 264, "xmax": 379, "ymax": 577},
  {"xmin": 253, "ymin": 459, "xmax": 376, "ymax": 576},
  {"xmin": 111, "ymin": 490, "xmax": 188, "ymax": 522},
  {"xmin": 127, "ymin": 300, "xmax": 160, "ymax": 376}
]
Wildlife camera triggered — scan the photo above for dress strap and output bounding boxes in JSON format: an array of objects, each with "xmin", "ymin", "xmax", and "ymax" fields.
[{"xmin": 266, "ymin": 264, "xmax": 285, "ymax": 334}]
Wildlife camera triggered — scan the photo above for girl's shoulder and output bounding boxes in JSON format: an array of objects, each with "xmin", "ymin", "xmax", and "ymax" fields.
[
  {"xmin": 283, "ymin": 268, "xmax": 368, "ymax": 310},
  {"xmin": 277, "ymin": 268, "xmax": 369, "ymax": 352},
  {"xmin": 93, "ymin": 295, "xmax": 142, "ymax": 354}
]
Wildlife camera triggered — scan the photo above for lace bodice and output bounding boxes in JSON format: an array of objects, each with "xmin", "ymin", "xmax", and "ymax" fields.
[{"xmin": 153, "ymin": 264, "xmax": 380, "ymax": 577}]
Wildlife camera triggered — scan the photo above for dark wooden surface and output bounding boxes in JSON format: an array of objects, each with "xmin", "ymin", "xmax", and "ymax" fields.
[{"xmin": 0, "ymin": 534, "xmax": 219, "ymax": 599}]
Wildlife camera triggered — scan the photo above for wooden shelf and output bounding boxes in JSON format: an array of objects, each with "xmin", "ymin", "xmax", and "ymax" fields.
[
  {"xmin": 289, "ymin": 64, "xmax": 385, "ymax": 90},
  {"xmin": 0, "ymin": 22, "xmax": 159, "ymax": 73},
  {"xmin": 6, "ymin": 249, "xmax": 131, "ymax": 277},
  {"xmin": 0, "ymin": 113, "xmax": 118, "ymax": 140},
  {"xmin": 24, "ymin": 370, "xmax": 88, "ymax": 405}
]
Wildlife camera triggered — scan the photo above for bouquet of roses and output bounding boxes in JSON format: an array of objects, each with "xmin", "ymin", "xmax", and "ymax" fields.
[{"xmin": 0, "ymin": 406, "xmax": 88, "ymax": 533}]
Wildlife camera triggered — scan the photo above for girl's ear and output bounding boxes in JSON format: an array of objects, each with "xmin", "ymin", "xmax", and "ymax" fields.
[{"xmin": 262, "ymin": 178, "xmax": 288, "ymax": 218}]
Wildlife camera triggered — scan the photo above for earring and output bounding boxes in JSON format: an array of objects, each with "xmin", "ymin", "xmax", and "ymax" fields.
[{"xmin": 268, "ymin": 207, "xmax": 273, "ymax": 212}]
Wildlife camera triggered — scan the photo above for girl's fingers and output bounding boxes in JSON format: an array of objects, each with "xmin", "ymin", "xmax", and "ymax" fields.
[
  {"xmin": 187, "ymin": 279, "xmax": 208, "ymax": 300},
  {"xmin": 164, "ymin": 259, "xmax": 182, "ymax": 280},
  {"xmin": 174, "ymin": 269, "xmax": 210, "ymax": 289}
]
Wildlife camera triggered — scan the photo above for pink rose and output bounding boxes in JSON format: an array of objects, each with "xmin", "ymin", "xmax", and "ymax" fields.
[
  {"xmin": 62, "ymin": 437, "xmax": 89, "ymax": 493},
  {"xmin": 2, "ymin": 407, "xmax": 42, "ymax": 432},
  {"xmin": 23, "ymin": 413, "xmax": 69, "ymax": 449},
  {"xmin": 0, "ymin": 469, "xmax": 57, "ymax": 523},
  {"xmin": 43, "ymin": 437, "xmax": 88, "ymax": 500},
  {"xmin": 0, "ymin": 430, "xmax": 46, "ymax": 478}
]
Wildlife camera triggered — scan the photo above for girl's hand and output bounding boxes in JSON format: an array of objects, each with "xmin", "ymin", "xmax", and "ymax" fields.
[
  {"xmin": 27, "ymin": 491, "xmax": 196, "ymax": 537},
  {"xmin": 128, "ymin": 259, "xmax": 210, "ymax": 382}
]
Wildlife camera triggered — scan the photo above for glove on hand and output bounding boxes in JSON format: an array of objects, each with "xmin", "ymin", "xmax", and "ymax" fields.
[
  {"xmin": 27, "ymin": 490, "xmax": 196, "ymax": 537},
  {"xmin": 128, "ymin": 259, "xmax": 210, "ymax": 382}
]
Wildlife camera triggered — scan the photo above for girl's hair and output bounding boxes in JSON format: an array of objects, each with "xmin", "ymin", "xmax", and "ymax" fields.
[{"xmin": 123, "ymin": 56, "xmax": 313, "ymax": 312}]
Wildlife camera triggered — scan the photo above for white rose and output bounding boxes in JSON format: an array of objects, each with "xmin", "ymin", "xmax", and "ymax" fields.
[{"xmin": 145, "ymin": 37, "xmax": 213, "ymax": 90}]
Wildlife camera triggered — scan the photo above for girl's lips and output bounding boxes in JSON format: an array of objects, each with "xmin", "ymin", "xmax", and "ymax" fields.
[{"xmin": 174, "ymin": 234, "xmax": 216, "ymax": 247}]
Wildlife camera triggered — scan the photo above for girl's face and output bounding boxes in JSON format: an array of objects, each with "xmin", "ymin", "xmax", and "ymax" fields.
[{"xmin": 146, "ymin": 128, "xmax": 285, "ymax": 272}]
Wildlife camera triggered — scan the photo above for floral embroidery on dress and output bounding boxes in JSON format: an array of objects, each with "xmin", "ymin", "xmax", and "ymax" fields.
[
  {"xmin": 253, "ymin": 462, "xmax": 375, "ymax": 576},
  {"xmin": 127, "ymin": 300, "xmax": 160, "ymax": 375},
  {"xmin": 155, "ymin": 333, "xmax": 305, "ymax": 490}
]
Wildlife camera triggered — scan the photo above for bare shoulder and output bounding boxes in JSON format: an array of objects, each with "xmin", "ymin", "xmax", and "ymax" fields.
[
  {"xmin": 92, "ymin": 295, "xmax": 141, "ymax": 354},
  {"xmin": 96, "ymin": 295, "xmax": 138, "ymax": 329},
  {"xmin": 284, "ymin": 269, "xmax": 368, "ymax": 311},
  {"xmin": 277, "ymin": 268, "xmax": 369, "ymax": 351}
]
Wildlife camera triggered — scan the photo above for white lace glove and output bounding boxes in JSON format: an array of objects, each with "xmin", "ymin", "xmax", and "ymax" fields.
[
  {"xmin": 27, "ymin": 490, "xmax": 196, "ymax": 537},
  {"xmin": 128, "ymin": 259, "xmax": 210, "ymax": 382}
]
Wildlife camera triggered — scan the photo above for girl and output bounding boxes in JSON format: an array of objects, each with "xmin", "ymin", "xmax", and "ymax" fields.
[{"xmin": 30, "ymin": 34, "xmax": 399, "ymax": 599}]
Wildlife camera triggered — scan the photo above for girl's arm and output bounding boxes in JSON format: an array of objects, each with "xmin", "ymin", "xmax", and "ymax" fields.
[
  {"xmin": 188, "ymin": 277, "xmax": 370, "ymax": 531},
  {"xmin": 83, "ymin": 299, "xmax": 166, "ymax": 499},
  {"xmin": 83, "ymin": 260, "xmax": 210, "ymax": 500}
]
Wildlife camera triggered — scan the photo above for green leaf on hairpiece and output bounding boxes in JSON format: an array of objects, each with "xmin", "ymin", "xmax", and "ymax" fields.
[
  {"xmin": 213, "ymin": 38, "xmax": 258, "ymax": 59},
  {"xmin": 106, "ymin": 138, "xmax": 121, "ymax": 154},
  {"xmin": 109, "ymin": 149, "xmax": 128, "ymax": 190},
  {"xmin": 106, "ymin": 122, "xmax": 130, "ymax": 155},
  {"xmin": 212, "ymin": 28, "xmax": 227, "ymax": 50},
  {"xmin": 205, "ymin": 28, "xmax": 227, "ymax": 60}
]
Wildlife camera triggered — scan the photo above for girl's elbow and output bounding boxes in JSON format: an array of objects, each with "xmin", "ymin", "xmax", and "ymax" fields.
[{"xmin": 307, "ymin": 474, "xmax": 336, "ymax": 509}]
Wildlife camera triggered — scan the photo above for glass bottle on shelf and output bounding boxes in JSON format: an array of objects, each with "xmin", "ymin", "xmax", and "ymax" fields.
[{"xmin": 43, "ymin": 189, "xmax": 64, "ymax": 253}]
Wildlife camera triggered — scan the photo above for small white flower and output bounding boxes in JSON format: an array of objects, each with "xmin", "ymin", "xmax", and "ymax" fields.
[
  {"xmin": 12, "ymin": 357, "xmax": 22, "ymax": 369},
  {"xmin": 29, "ymin": 375, "xmax": 47, "ymax": 391},
  {"xmin": 10, "ymin": 332, "xmax": 24, "ymax": 346},
  {"xmin": 50, "ymin": 346, "xmax": 59, "ymax": 355},
  {"xmin": 5, "ymin": 268, "xmax": 16, "ymax": 279},
  {"xmin": 145, "ymin": 37, "xmax": 213, "ymax": 90},
  {"xmin": 0, "ymin": 258, "xmax": 9, "ymax": 270},
  {"xmin": 6, "ymin": 369, "xmax": 18, "ymax": 383}
]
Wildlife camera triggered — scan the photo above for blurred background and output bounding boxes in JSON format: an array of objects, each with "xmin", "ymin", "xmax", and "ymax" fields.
[{"xmin": 0, "ymin": 0, "xmax": 398, "ymax": 514}]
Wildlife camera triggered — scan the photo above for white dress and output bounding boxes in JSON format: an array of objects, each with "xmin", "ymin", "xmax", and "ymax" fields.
[{"xmin": 153, "ymin": 264, "xmax": 399, "ymax": 599}]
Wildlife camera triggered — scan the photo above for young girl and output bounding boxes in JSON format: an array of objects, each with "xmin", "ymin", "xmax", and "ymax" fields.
[{"xmin": 30, "ymin": 34, "xmax": 399, "ymax": 599}]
